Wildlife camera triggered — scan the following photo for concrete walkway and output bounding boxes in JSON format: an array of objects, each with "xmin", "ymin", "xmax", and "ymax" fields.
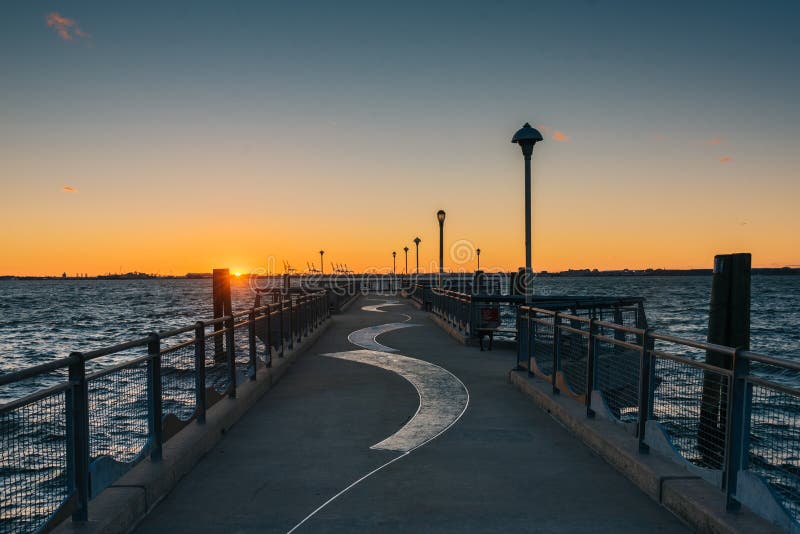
[{"xmin": 136, "ymin": 296, "xmax": 688, "ymax": 533}]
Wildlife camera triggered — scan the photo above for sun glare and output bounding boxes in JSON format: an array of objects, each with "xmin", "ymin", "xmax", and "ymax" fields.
[{"xmin": 234, "ymin": 272, "xmax": 242, "ymax": 277}]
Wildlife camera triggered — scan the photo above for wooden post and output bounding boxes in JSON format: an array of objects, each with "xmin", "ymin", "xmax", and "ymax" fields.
[
  {"xmin": 699, "ymin": 253, "xmax": 750, "ymax": 467},
  {"xmin": 212, "ymin": 268, "xmax": 232, "ymax": 360}
]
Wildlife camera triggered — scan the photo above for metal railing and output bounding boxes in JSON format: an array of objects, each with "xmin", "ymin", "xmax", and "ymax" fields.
[
  {"xmin": 428, "ymin": 288, "xmax": 645, "ymax": 341},
  {"xmin": 0, "ymin": 291, "xmax": 329, "ymax": 534},
  {"xmin": 518, "ymin": 305, "xmax": 800, "ymax": 529}
]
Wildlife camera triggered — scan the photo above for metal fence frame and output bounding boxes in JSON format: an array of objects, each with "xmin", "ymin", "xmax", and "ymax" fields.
[
  {"xmin": 517, "ymin": 304, "xmax": 800, "ymax": 528},
  {"xmin": 0, "ymin": 291, "xmax": 329, "ymax": 533}
]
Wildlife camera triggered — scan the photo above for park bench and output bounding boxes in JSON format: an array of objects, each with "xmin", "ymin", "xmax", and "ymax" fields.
[{"xmin": 476, "ymin": 306, "xmax": 502, "ymax": 351}]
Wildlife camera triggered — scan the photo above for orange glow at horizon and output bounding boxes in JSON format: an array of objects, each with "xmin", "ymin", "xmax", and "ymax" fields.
[{"xmin": 1, "ymin": 122, "xmax": 797, "ymax": 277}]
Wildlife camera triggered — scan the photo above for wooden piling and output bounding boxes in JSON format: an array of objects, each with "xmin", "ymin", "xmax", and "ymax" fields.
[
  {"xmin": 699, "ymin": 253, "xmax": 750, "ymax": 466},
  {"xmin": 212, "ymin": 268, "xmax": 232, "ymax": 361}
]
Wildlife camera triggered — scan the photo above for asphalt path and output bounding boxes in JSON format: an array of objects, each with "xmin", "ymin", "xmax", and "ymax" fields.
[{"xmin": 136, "ymin": 296, "xmax": 688, "ymax": 533}]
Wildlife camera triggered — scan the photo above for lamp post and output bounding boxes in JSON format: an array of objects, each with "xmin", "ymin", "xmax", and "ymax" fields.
[
  {"xmin": 392, "ymin": 251, "xmax": 396, "ymax": 275},
  {"xmin": 437, "ymin": 210, "xmax": 446, "ymax": 286},
  {"xmin": 476, "ymin": 248, "xmax": 481, "ymax": 271},
  {"xmin": 512, "ymin": 122, "xmax": 544, "ymax": 302},
  {"xmin": 403, "ymin": 246, "xmax": 409, "ymax": 275},
  {"xmin": 319, "ymin": 250, "xmax": 325, "ymax": 274},
  {"xmin": 413, "ymin": 237, "xmax": 421, "ymax": 274}
]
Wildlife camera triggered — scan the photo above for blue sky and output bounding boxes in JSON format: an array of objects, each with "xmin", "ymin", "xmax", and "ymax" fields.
[{"xmin": 1, "ymin": 1, "xmax": 798, "ymax": 274}]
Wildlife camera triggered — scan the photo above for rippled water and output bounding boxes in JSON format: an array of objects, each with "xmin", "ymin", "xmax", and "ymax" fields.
[
  {"xmin": 530, "ymin": 275, "xmax": 800, "ymax": 360},
  {"xmin": 0, "ymin": 278, "xmax": 259, "ymax": 377}
]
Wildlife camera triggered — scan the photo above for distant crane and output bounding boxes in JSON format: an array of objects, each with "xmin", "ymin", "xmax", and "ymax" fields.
[
  {"xmin": 282, "ymin": 260, "xmax": 296, "ymax": 274},
  {"xmin": 330, "ymin": 263, "xmax": 353, "ymax": 274},
  {"xmin": 306, "ymin": 262, "xmax": 321, "ymax": 274}
]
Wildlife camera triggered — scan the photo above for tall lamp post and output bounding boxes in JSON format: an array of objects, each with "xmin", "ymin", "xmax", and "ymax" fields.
[
  {"xmin": 403, "ymin": 246, "xmax": 409, "ymax": 275},
  {"xmin": 437, "ymin": 210, "xmax": 446, "ymax": 286},
  {"xmin": 413, "ymin": 237, "xmax": 421, "ymax": 274},
  {"xmin": 476, "ymin": 248, "xmax": 481, "ymax": 271},
  {"xmin": 512, "ymin": 123, "xmax": 544, "ymax": 302},
  {"xmin": 319, "ymin": 250, "xmax": 325, "ymax": 274},
  {"xmin": 392, "ymin": 251, "xmax": 396, "ymax": 275}
]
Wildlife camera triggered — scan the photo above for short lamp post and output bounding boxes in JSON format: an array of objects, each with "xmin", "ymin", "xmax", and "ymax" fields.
[
  {"xmin": 512, "ymin": 122, "xmax": 544, "ymax": 302},
  {"xmin": 319, "ymin": 250, "xmax": 325, "ymax": 274},
  {"xmin": 413, "ymin": 237, "xmax": 421, "ymax": 274},
  {"xmin": 437, "ymin": 210, "xmax": 446, "ymax": 286},
  {"xmin": 392, "ymin": 251, "xmax": 396, "ymax": 275},
  {"xmin": 476, "ymin": 248, "xmax": 481, "ymax": 271},
  {"xmin": 403, "ymin": 246, "xmax": 409, "ymax": 275}
]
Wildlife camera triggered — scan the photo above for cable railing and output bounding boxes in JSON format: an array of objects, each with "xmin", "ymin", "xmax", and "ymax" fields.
[
  {"xmin": 428, "ymin": 288, "xmax": 645, "ymax": 343},
  {"xmin": 518, "ymin": 305, "xmax": 800, "ymax": 529},
  {"xmin": 0, "ymin": 291, "xmax": 329, "ymax": 534}
]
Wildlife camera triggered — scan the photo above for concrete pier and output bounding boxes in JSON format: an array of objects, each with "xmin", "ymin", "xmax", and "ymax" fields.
[{"xmin": 133, "ymin": 296, "xmax": 690, "ymax": 533}]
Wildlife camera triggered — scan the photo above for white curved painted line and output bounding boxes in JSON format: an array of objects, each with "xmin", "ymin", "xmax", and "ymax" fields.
[
  {"xmin": 347, "ymin": 322, "xmax": 420, "ymax": 352},
  {"xmin": 287, "ymin": 321, "xmax": 470, "ymax": 534},
  {"xmin": 361, "ymin": 302, "xmax": 401, "ymax": 313},
  {"xmin": 322, "ymin": 349, "xmax": 469, "ymax": 452}
]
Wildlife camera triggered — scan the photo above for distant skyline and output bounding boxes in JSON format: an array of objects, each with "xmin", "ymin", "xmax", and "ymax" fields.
[{"xmin": 2, "ymin": 1, "xmax": 799, "ymax": 276}]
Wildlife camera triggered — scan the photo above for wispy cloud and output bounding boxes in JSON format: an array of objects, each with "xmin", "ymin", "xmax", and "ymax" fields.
[
  {"xmin": 719, "ymin": 156, "xmax": 733, "ymax": 164},
  {"xmin": 62, "ymin": 186, "xmax": 78, "ymax": 193},
  {"xmin": 534, "ymin": 124, "xmax": 570, "ymax": 142},
  {"xmin": 704, "ymin": 137, "xmax": 723, "ymax": 145},
  {"xmin": 46, "ymin": 13, "xmax": 90, "ymax": 41},
  {"xmin": 552, "ymin": 131, "xmax": 570, "ymax": 142}
]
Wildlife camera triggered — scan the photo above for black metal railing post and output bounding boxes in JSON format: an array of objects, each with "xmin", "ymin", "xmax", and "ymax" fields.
[
  {"xmin": 585, "ymin": 318, "xmax": 596, "ymax": 418},
  {"xmin": 287, "ymin": 298, "xmax": 294, "ymax": 350},
  {"xmin": 725, "ymin": 348, "xmax": 752, "ymax": 510},
  {"xmin": 194, "ymin": 321, "xmax": 207, "ymax": 423},
  {"xmin": 304, "ymin": 296, "xmax": 309, "ymax": 336},
  {"xmin": 297, "ymin": 296, "xmax": 303, "ymax": 341},
  {"xmin": 552, "ymin": 313, "xmax": 561, "ymax": 394},
  {"xmin": 527, "ymin": 312, "xmax": 534, "ymax": 377},
  {"xmin": 66, "ymin": 352, "xmax": 89, "ymax": 522},
  {"xmin": 515, "ymin": 307, "xmax": 526, "ymax": 371},
  {"xmin": 147, "ymin": 333, "xmax": 163, "ymax": 461},
  {"xmin": 248, "ymin": 309, "xmax": 257, "ymax": 381},
  {"xmin": 637, "ymin": 329, "xmax": 652, "ymax": 453},
  {"xmin": 265, "ymin": 305, "xmax": 272, "ymax": 368},
  {"xmin": 225, "ymin": 315, "xmax": 236, "ymax": 398},
  {"xmin": 279, "ymin": 299, "xmax": 285, "ymax": 357}
]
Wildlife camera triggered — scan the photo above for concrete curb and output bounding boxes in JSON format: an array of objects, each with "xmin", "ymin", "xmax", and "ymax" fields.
[
  {"xmin": 53, "ymin": 317, "xmax": 334, "ymax": 534},
  {"xmin": 338, "ymin": 293, "xmax": 359, "ymax": 313},
  {"xmin": 430, "ymin": 314, "xmax": 470, "ymax": 344},
  {"xmin": 508, "ymin": 370, "xmax": 782, "ymax": 534}
]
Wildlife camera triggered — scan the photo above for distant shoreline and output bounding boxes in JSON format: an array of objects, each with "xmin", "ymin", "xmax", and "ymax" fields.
[{"xmin": 1, "ymin": 267, "xmax": 798, "ymax": 281}]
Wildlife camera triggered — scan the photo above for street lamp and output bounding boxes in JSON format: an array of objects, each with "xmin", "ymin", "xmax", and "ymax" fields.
[
  {"xmin": 476, "ymin": 248, "xmax": 481, "ymax": 271},
  {"xmin": 392, "ymin": 251, "xmax": 396, "ymax": 275},
  {"xmin": 437, "ymin": 210, "xmax": 446, "ymax": 285},
  {"xmin": 403, "ymin": 246, "xmax": 409, "ymax": 275},
  {"xmin": 319, "ymin": 250, "xmax": 325, "ymax": 274},
  {"xmin": 512, "ymin": 122, "xmax": 544, "ymax": 302},
  {"xmin": 413, "ymin": 237, "xmax": 421, "ymax": 274}
]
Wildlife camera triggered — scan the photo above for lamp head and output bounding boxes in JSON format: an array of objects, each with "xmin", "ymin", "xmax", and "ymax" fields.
[
  {"xmin": 437, "ymin": 210, "xmax": 446, "ymax": 224},
  {"xmin": 512, "ymin": 122, "xmax": 544, "ymax": 157},
  {"xmin": 414, "ymin": 237, "xmax": 421, "ymax": 245}
]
